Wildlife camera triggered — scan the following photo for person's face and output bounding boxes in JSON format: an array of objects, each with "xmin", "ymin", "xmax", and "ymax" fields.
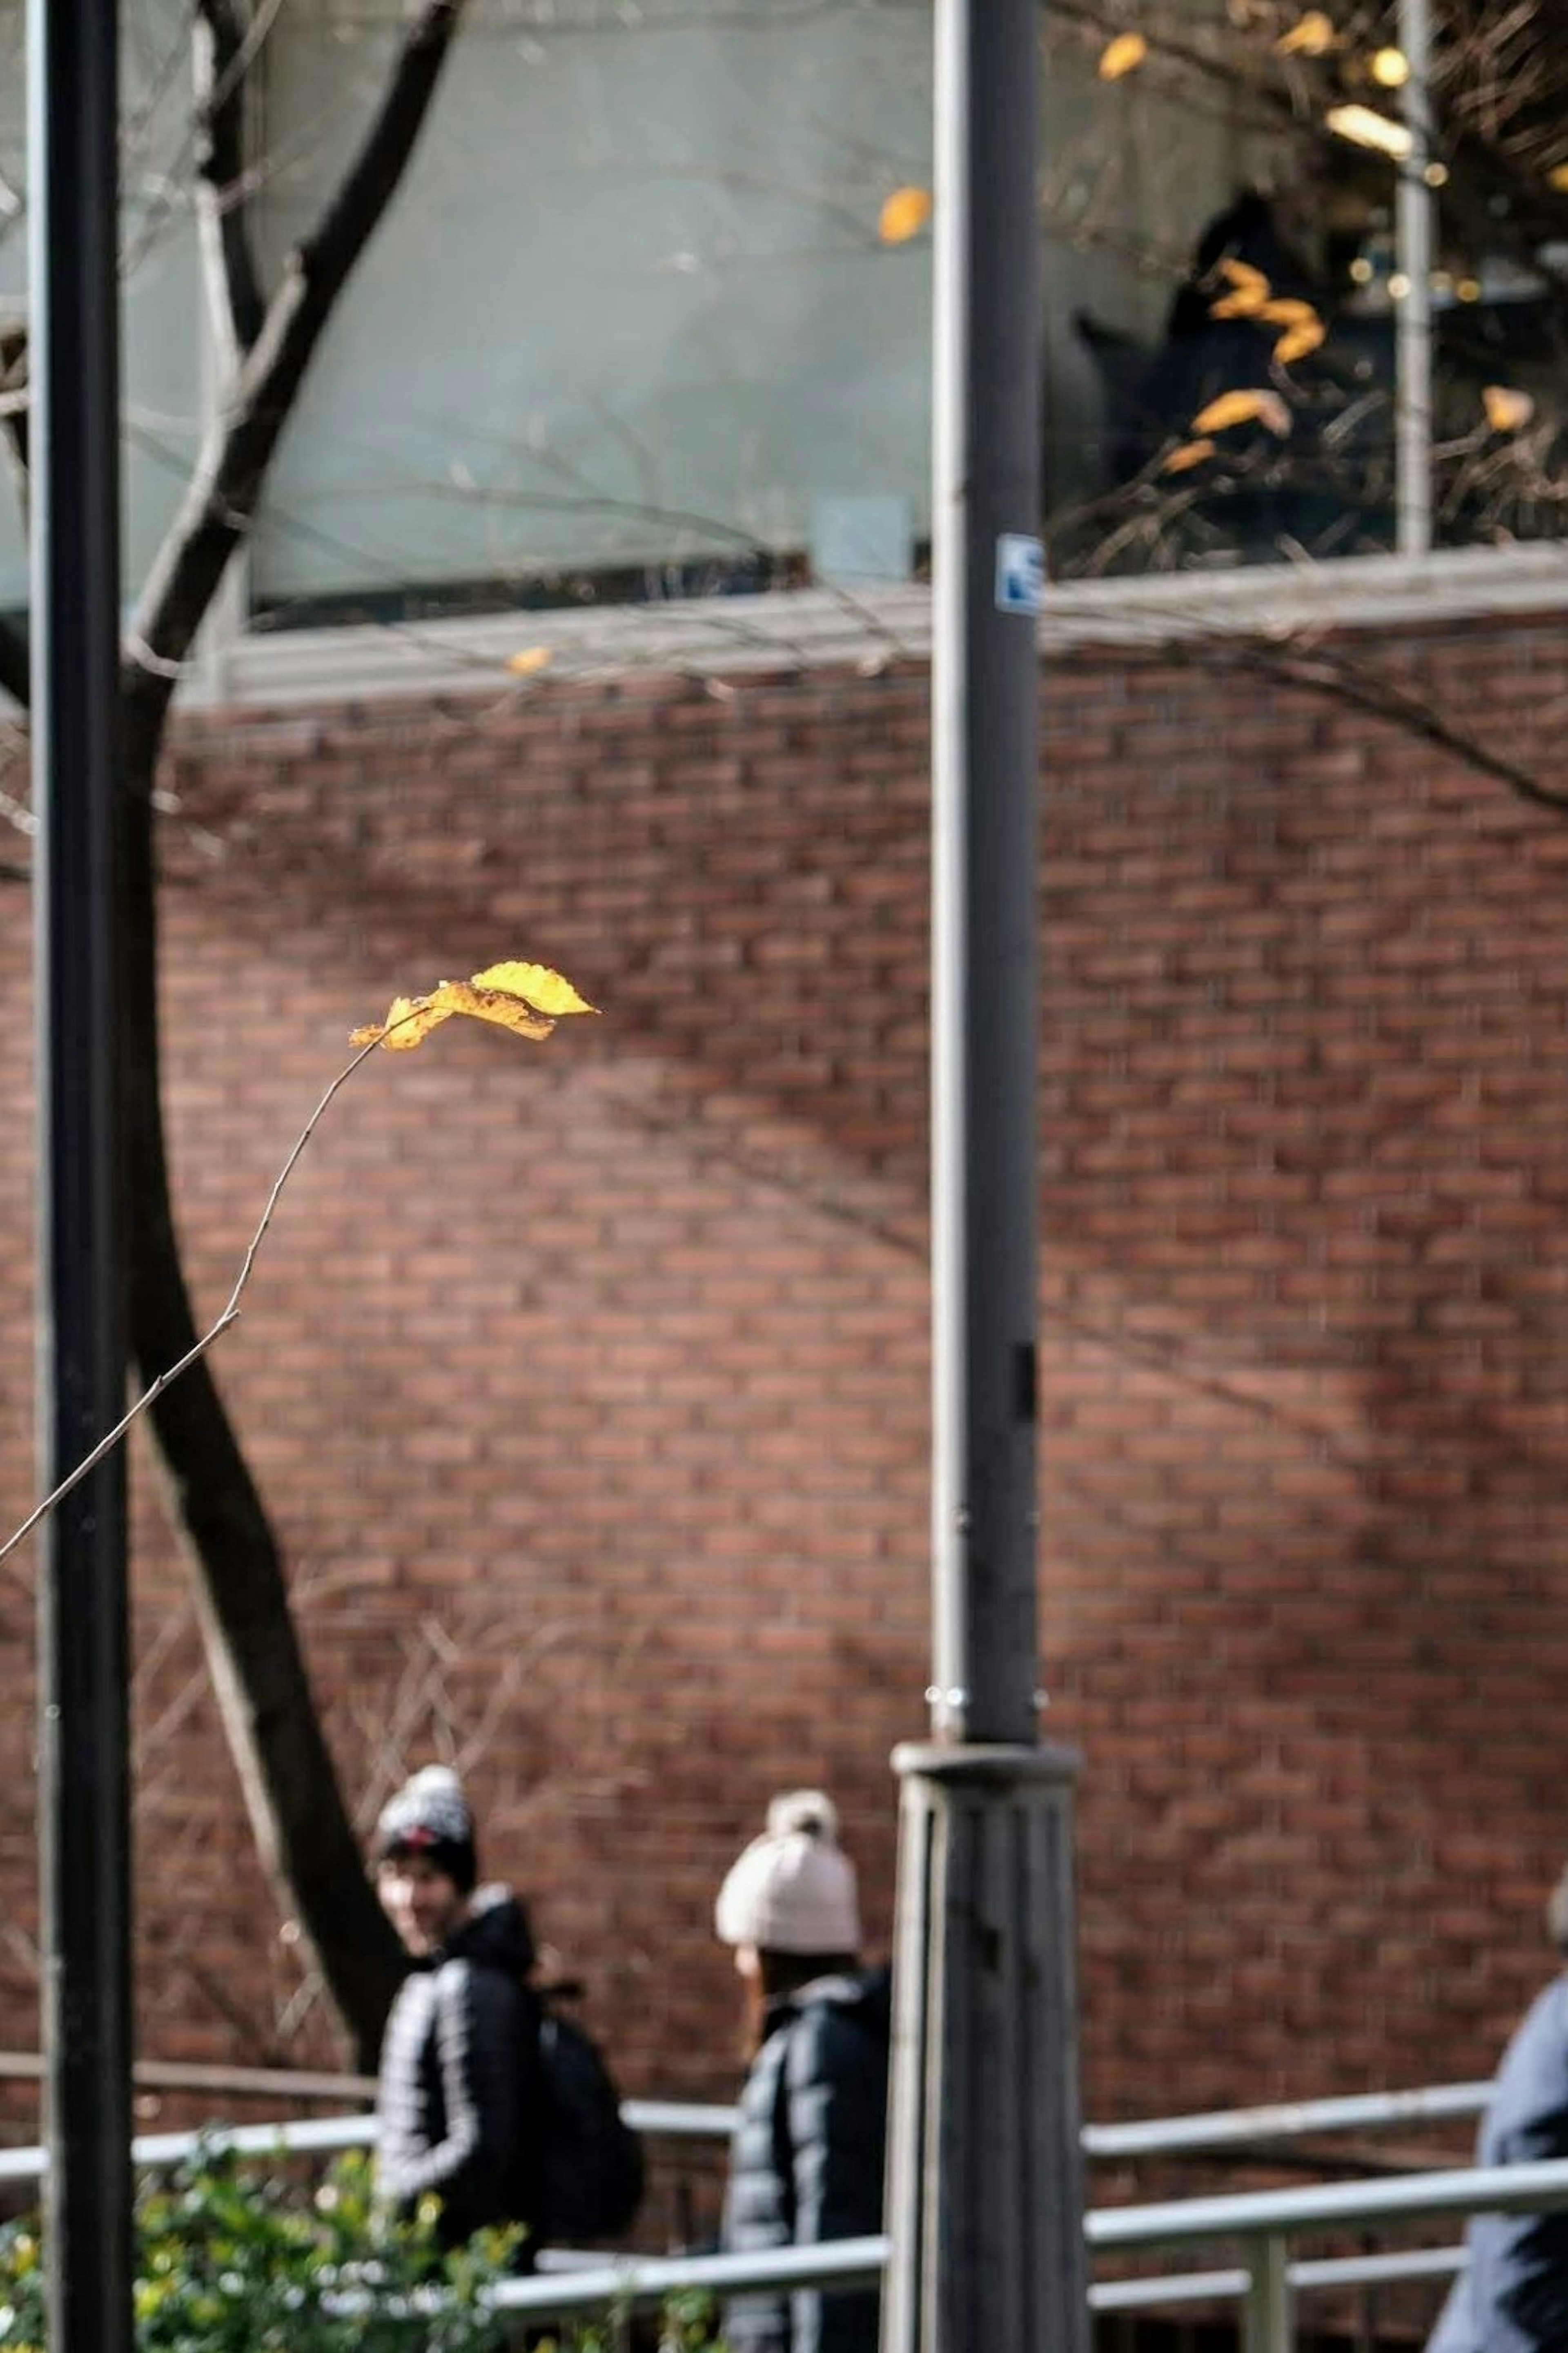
[{"xmin": 377, "ymin": 1853, "xmax": 469, "ymax": 1956}]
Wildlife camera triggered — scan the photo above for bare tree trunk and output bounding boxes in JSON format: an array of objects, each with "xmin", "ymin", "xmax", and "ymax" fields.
[{"xmin": 107, "ymin": 0, "xmax": 471, "ymax": 2067}]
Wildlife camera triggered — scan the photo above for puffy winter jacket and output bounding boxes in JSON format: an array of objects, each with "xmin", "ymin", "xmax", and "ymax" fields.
[
  {"xmin": 1427, "ymin": 1974, "xmax": 1568, "ymax": 2353},
  {"xmin": 375, "ymin": 1884, "xmax": 542, "ymax": 2250},
  {"xmin": 721, "ymin": 1965, "xmax": 891, "ymax": 2353}
]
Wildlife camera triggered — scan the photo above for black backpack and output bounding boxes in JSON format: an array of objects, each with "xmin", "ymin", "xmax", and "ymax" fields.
[{"xmin": 532, "ymin": 1996, "xmax": 645, "ymax": 2244}]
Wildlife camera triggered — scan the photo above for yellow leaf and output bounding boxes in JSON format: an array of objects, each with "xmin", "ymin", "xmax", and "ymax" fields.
[
  {"xmin": 1210, "ymin": 258, "xmax": 1272, "ymax": 318},
  {"xmin": 1098, "ymin": 31, "xmax": 1148, "ymax": 80},
  {"xmin": 1276, "ymin": 9, "xmax": 1334, "ymax": 55},
  {"xmin": 1548, "ymin": 163, "xmax": 1568, "ymax": 193},
  {"xmin": 349, "ymin": 994, "xmax": 455, "ymax": 1053},
  {"xmin": 1273, "ymin": 316, "xmax": 1327, "ymax": 363},
  {"xmin": 1326, "ymin": 103, "xmax": 1412, "ymax": 159},
  {"xmin": 350, "ymin": 960, "xmax": 596, "ymax": 1052},
  {"xmin": 467, "ymin": 960, "xmax": 599, "ymax": 1017},
  {"xmin": 1163, "ymin": 438, "xmax": 1216, "ymax": 473},
  {"xmin": 1369, "ymin": 45, "xmax": 1409, "ymax": 87},
  {"xmin": 1483, "ymin": 383, "xmax": 1535, "ymax": 432},
  {"xmin": 430, "ymin": 981, "xmax": 558, "ymax": 1042},
  {"xmin": 878, "ymin": 185, "xmax": 933, "ymax": 245},
  {"xmin": 506, "ymin": 646, "xmax": 554, "ymax": 677},
  {"xmin": 1259, "ymin": 297, "xmax": 1319, "ymax": 328},
  {"xmin": 1192, "ymin": 388, "xmax": 1292, "ymax": 437}
]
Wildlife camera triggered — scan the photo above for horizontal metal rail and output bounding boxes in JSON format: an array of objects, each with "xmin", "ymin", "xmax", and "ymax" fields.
[
  {"xmin": 1082, "ymin": 2081, "xmax": 1491, "ymax": 2160},
  {"xmin": 0, "ymin": 2068, "xmax": 1493, "ymax": 2158}
]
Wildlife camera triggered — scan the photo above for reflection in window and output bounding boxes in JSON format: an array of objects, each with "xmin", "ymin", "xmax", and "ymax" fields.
[{"xmin": 1041, "ymin": 2, "xmax": 1568, "ymax": 579}]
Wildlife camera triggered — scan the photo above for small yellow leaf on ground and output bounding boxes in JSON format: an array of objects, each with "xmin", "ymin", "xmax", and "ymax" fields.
[
  {"xmin": 1098, "ymin": 32, "xmax": 1148, "ymax": 80},
  {"xmin": 1164, "ymin": 438, "xmax": 1216, "ymax": 473},
  {"xmin": 1370, "ymin": 45, "xmax": 1409, "ymax": 87},
  {"xmin": 506, "ymin": 647, "xmax": 554, "ymax": 677},
  {"xmin": 878, "ymin": 186, "xmax": 933, "ymax": 245},
  {"xmin": 1276, "ymin": 10, "xmax": 1334, "ymax": 55},
  {"xmin": 1548, "ymin": 163, "xmax": 1568, "ymax": 193},
  {"xmin": 1192, "ymin": 388, "xmax": 1292, "ymax": 437},
  {"xmin": 1483, "ymin": 384, "xmax": 1535, "ymax": 432},
  {"xmin": 1210, "ymin": 258, "xmax": 1272, "ymax": 318}
]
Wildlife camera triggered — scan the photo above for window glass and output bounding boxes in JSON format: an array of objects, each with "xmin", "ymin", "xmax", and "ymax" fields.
[
  {"xmin": 248, "ymin": 0, "xmax": 933, "ymax": 625},
  {"xmin": 0, "ymin": 0, "xmax": 205, "ymax": 614},
  {"xmin": 1041, "ymin": 1, "xmax": 1568, "ymax": 577}
]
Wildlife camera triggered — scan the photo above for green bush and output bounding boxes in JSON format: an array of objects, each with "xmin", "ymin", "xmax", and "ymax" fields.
[
  {"xmin": 0, "ymin": 2147, "xmax": 726, "ymax": 2351},
  {"xmin": 0, "ymin": 2146, "xmax": 520, "ymax": 2352}
]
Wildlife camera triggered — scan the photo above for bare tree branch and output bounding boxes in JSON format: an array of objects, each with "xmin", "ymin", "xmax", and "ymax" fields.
[
  {"xmin": 125, "ymin": 0, "xmax": 472, "ymax": 770},
  {"xmin": 1074, "ymin": 630, "xmax": 1568, "ymax": 817},
  {"xmin": 111, "ymin": 0, "xmax": 474, "ymax": 2067},
  {"xmin": 192, "ymin": 0, "xmax": 267, "ymax": 362}
]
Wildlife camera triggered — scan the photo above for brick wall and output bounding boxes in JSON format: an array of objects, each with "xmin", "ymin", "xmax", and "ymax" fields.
[{"xmin": 0, "ymin": 606, "xmax": 1565, "ymax": 2167}]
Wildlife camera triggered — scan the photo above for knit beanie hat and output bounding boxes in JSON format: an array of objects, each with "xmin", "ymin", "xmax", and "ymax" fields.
[
  {"xmin": 372, "ymin": 1764, "xmax": 478, "ymax": 1895},
  {"xmin": 715, "ymin": 1790, "xmax": 861, "ymax": 1956}
]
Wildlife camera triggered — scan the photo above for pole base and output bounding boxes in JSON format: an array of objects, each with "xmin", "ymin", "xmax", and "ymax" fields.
[{"xmin": 881, "ymin": 1742, "xmax": 1089, "ymax": 2353}]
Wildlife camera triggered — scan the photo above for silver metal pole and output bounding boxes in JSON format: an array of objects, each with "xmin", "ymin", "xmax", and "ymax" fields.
[
  {"xmin": 28, "ymin": 0, "xmax": 134, "ymax": 2345},
  {"xmin": 1396, "ymin": 0, "xmax": 1432, "ymax": 555},
  {"xmin": 882, "ymin": 4, "xmax": 1087, "ymax": 2346}
]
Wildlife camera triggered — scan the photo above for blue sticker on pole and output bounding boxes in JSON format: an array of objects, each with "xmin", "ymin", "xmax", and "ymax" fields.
[{"xmin": 995, "ymin": 533, "xmax": 1045, "ymax": 615}]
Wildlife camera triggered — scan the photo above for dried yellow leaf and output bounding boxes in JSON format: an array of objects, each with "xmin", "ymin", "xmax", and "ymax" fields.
[
  {"xmin": 506, "ymin": 647, "xmax": 554, "ymax": 677},
  {"xmin": 878, "ymin": 185, "xmax": 933, "ymax": 245},
  {"xmin": 1276, "ymin": 9, "xmax": 1334, "ymax": 56},
  {"xmin": 1326, "ymin": 103, "xmax": 1412, "ymax": 159},
  {"xmin": 1548, "ymin": 163, "xmax": 1568, "ymax": 193},
  {"xmin": 1098, "ymin": 31, "xmax": 1148, "ymax": 80},
  {"xmin": 430, "ymin": 981, "xmax": 557, "ymax": 1042},
  {"xmin": 1273, "ymin": 316, "xmax": 1327, "ymax": 363},
  {"xmin": 1210, "ymin": 258, "xmax": 1272, "ymax": 318},
  {"xmin": 1163, "ymin": 438, "xmax": 1216, "ymax": 474},
  {"xmin": 467, "ymin": 960, "xmax": 599, "ymax": 1017},
  {"xmin": 1259, "ymin": 297, "xmax": 1318, "ymax": 328},
  {"xmin": 349, "ymin": 994, "xmax": 455, "ymax": 1053},
  {"xmin": 350, "ymin": 960, "xmax": 596, "ymax": 1051},
  {"xmin": 1192, "ymin": 388, "xmax": 1292, "ymax": 437},
  {"xmin": 1483, "ymin": 383, "xmax": 1535, "ymax": 432}
]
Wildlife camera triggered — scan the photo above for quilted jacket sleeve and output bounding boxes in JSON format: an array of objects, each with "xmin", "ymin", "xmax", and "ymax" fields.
[{"xmin": 379, "ymin": 1958, "xmax": 528, "ymax": 2235}]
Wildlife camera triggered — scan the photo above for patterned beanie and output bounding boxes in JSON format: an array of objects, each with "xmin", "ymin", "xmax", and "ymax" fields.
[
  {"xmin": 373, "ymin": 1764, "xmax": 478, "ymax": 1895},
  {"xmin": 715, "ymin": 1789, "xmax": 861, "ymax": 1956}
]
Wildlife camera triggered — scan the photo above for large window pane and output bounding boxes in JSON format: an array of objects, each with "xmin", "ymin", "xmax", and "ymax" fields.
[{"xmin": 249, "ymin": 0, "xmax": 933, "ymax": 624}]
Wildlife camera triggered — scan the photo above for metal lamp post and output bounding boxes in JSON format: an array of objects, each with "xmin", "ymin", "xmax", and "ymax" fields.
[
  {"xmin": 28, "ymin": 2, "xmax": 135, "ymax": 2346},
  {"xmin": 881, "ymin": 4, "xmax": 1089, "ymax": 2346}
]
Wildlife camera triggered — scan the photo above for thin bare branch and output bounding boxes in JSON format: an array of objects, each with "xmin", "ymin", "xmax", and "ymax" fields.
[
  {"xmin": 192, "ymin": 0, "xmax": 268, "ymax": 360},
  {"xmin": 0, "ymin": 1031, "xmax": 385, "ymax": 1571}
]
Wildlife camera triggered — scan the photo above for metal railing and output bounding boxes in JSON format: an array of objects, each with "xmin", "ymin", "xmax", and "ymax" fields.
[{"xmin": 0, "ymin": 2079, "xmax": 1525, "ymax": 2348}]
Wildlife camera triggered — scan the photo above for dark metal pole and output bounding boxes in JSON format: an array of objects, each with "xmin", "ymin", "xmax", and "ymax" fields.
[
  {"xmin": 28, "ymin": 2, "xmax": 134, "ymax": 2348},
  {"xmin": 882, "ymin": 4, "xmax": 1088, "ymax": 2344}
]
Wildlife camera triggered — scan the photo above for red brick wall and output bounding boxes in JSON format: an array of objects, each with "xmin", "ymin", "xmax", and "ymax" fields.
[{"xmin": 0, "ymin": 608, "xmax": 1565, "ymax": 2163}]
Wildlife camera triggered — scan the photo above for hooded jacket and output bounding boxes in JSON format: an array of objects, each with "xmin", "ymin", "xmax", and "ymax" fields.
[
  {"xmin": 721, "ymin": 1965, "xmax": 892, "ymax": 2353},
  {"xmin": 375, "ymin": 1884, "xmax": 541, "ymax": 2250},
  {"xmin": 1428, "ymin": 1973, "xmax": 1568, "ymax": 2353}
]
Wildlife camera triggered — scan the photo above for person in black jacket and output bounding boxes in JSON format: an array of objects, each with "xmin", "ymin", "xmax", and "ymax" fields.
[
  {"xmin": 372, "ymin": 1764, "xmax": 542, "ymax": 2253},
  {"xmin": 715, "ymin": 1790, "xmax": 891, "ymax": 2353},
  {"xmin": 1428, "ymin": 1867, "xmax": 1568, "ymax": 2353}
]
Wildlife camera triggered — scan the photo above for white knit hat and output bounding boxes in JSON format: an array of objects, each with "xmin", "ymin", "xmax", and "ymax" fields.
[{"xmin": 714, "ymin": 1790, "xmax": 861, "ymax": 1955}]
